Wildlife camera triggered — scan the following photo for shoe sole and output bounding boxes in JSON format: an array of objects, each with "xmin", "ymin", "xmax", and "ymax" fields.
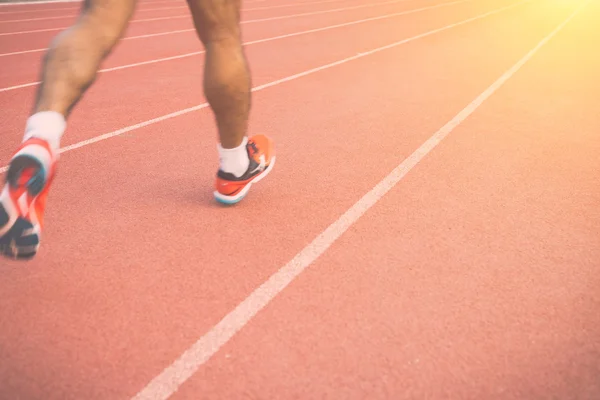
[
  {"xmin": 0, "ymin": 187, "xmax": 42, "ymax": 260},
  {"xmin": 0, "ymin": 153, "xmax": 49, "ymax": 261},
  {"xmin": 213, "ymin": 156, "xmax": 276, "ymax": 205},
  {"xmin": 0, "ymin": 213, "xmax": 40, "ymax": 260}
]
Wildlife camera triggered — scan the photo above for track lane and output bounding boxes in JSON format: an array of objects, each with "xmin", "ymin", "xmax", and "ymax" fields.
[
  {"xmin": 0, "ymin": 0, "xmax": 469, "ymax": 87},
  {"xmin": 0, "ymin": 0, "xmax": 518, "ymax": 164},
  {"xmin": 0, "ymin": 0, "xmax": 413, "ymax": 35},
  {"xmin": 164, "ymin": 1, "xmax": 600, "ymax": 399},
  {"xmin": 0, "ymin": 6, "xmax": 192, "ymax": 27},
  {"xmin": 0, "ymin": 0, "xmax": 569, "ymax": 399},
  {"xmin": 0, "ymin": 0, "xmax": 307, "ymax": 15},
  {"xmin": 0, "ymin": 1, "xmax": 185, "ymax": 14},
  {"xmin": 0, "ymin": 0, "xmax": 378, "ymax": 22},
  {"xmin": 0, "ymin": 0, "xmax": 427, "ymax": 54}
]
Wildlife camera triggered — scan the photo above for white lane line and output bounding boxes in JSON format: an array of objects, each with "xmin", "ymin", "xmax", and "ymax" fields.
[
  {"xmin": 0, "ymin": 0, "xmax": 530, "ymax": 174},
  {"xmin": 0, "ymin": 47, "xmax": 45, "ymax": 57},
  {"xmin": 0, "ymin": 0, "xmax": 472, "ymax": 90},
  {"xmin": 128, "ymin": 1, "xmax": 590, "ymax": 399},
  {"xmin": 0, "ymin": 81, "xmax": 39, "ymax": 91},
  {"xmin": 0, "ymin": 27, "xmax": 196, "ymax": 57},
  {"xmin": 0, "ymin": 0, "xmax": 421, "ymax": 36}
]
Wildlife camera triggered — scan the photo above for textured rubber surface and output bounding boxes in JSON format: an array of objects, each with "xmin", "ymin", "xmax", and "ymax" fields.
[{"xmin": 0, "ymin": 0, "xmax": 599, "ymax": 399}]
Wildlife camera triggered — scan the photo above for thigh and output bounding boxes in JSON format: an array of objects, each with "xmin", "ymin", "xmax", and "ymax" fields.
[{"xmin": 186, "ymin": 0, "xmax": 243, "ymax": 43}]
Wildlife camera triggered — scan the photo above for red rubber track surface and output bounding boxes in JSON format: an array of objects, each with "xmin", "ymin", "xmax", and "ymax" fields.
[{"xmin": 1, "ymin": 0, "xmax": 599, "ymax": 399}]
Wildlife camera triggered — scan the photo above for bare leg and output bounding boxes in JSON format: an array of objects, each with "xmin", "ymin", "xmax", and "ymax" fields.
[
  {"xmin": 0, "ymin": 0, "xmax": 137, "ymax": 260},
  {"xmin": 185, "ymin": 0, "xmax": 274, "ymax": 204},
  {"xmin": 186, "ymin": 0, "xmax": 251, "ymax": 149},
  {"xmin": 34, "ymin": 0, "xmax": 137, "ymax": 117}
]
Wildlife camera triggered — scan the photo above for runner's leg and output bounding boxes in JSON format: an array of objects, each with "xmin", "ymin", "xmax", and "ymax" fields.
[
  {"xmin": 186, "ymin": 0, "xmax": 276, "ymax": 204},
  {"xmin": 35, "ymin": 0, "xmax": 137, "ymax": 117},
  {"xmin": 187, "ymin": 0, "xmax": 250, "ymax": 149},
  {"xmin": 0, "ymin": 0, "xmax": 137, "ymax": 260}
]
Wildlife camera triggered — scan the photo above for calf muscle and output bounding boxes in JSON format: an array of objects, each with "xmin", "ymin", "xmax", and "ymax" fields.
[{"xmin": 187, "ymin": 0, "xmax": 250, "ymax": 149}]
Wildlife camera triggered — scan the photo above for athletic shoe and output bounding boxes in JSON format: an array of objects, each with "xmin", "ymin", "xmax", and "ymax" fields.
[
  {"xmin": 0, "ymin": 138, "xmax": 58, "ymax": 260},
  {"xmin": 214, "ymin": 134, "xmax": 275, "ymax": 204}
]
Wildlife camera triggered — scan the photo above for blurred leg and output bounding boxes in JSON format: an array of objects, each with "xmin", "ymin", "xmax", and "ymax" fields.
[{"xmin": 1, "ymin": 0, "xmax": 137, "ymax": 260}]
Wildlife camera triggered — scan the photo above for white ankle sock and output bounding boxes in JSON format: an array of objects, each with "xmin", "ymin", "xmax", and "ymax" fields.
[
  {"xmin": 23, "ymin": 111, "xmax": 66, "ymax": 152},
  {"xmin": 218, "ymin": 136, "xmax": 250, "ymax": 178}
]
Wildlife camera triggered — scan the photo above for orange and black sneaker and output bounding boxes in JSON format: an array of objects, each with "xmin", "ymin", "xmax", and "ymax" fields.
[
  {"xmin": 214, "ymin": 134, "xmax": 275, "ymax": 205},
  {"xmin": 0, "ymin": 138, "xmax": 58, "ymax": 260}
]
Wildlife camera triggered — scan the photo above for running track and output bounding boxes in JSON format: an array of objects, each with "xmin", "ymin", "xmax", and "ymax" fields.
[{"xmin": 1, "ymin": 0, "xmax": 599, "ymax": 398}]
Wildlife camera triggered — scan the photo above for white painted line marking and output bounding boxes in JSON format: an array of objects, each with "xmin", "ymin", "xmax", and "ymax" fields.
[
  {"xmin": 0, "ymin": 81, "xmax": 39, "ymax": 92},
  {"xmin": 0, "ymin": 27, "xmax": 196, "ymax": 57},
  {"xmin": 128, "ymin": 1, "xmax": 590, "ymax": 399},
  {"xmin": 0, "ymin": 0, "xmax": 472, "ymax": 89},
  {"xmin": 0, "ymin": 47, "xmax": 46, "ymax": 57},
  {"xmin": 0, "ymin": 0, "xmax": 425, "ymax": 36},
  {"xmin": 0, "ymin": 0, "xmax": 529, "ymax": 174}
]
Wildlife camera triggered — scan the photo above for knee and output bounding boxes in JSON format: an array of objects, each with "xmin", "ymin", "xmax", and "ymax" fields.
[
  {"xmin": 76, "ymin": 1, "xmax": 135, "ymax": 50},
  {"xmin": 84, "ymin": 18, "xmax": 128, "ymax": 50},
  {"xmin": 187, "ymin": 0, "xmax": 242, "ymax": 44}
]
